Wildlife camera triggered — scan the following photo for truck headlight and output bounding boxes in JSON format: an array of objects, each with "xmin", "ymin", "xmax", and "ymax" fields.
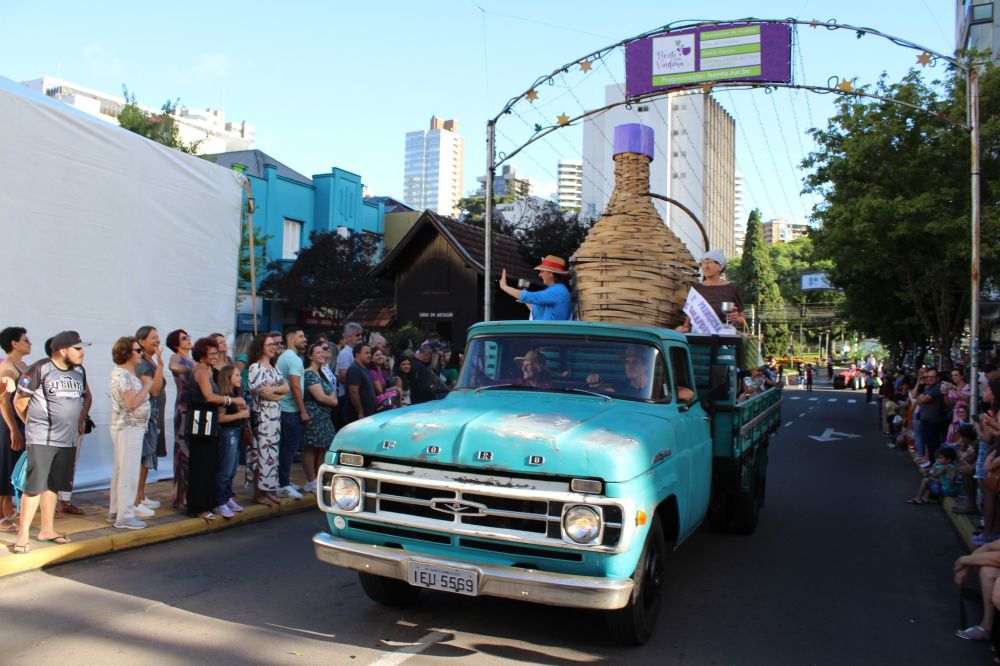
[
  {"xmin": 563, "ymin": 505, "xmax": 601, "ymax": 544},
  {"xmin": 331, "ymin": 476, "xmax": 362, "ymax": 511}
]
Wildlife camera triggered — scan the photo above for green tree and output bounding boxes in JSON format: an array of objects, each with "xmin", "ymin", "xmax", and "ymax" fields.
[
  {"xmin": 116, "ymin": 86, "xmax": 201, "ymax": 153},
  {"xmin": 507, "ymin": 208, "xmax": 594, "ymax": 266},
  {"xmin": 803, "ymin": 66, "xmax": 1000, "ymax": 355},
  {"xmin": 457, "ymin": 192, "xmax": 517, "ymax": 230},
  {"xmin": 260, "ymin": 230, "xmax": 387, "ymax": 320},
  {"xmin": 733, "ymin": 210, "xmax": 789, "ymax": 356}
]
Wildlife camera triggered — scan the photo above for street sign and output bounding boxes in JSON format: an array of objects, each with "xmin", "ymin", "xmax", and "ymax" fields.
[
  {"xmin": 808, "ymin": 428, "xmax": 861, "ymax": 442},
  {"xmin": 801, "ymin": 272, "xmax": 836, "ymax": 291},
  {"xmin": 625, "ymin": 23, "xmax": 791, "ymax": 97}
]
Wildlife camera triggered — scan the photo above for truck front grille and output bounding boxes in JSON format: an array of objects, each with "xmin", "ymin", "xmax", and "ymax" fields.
[{"xmin": 321, "ymin": 465, "xmax": 625, "ymax": 551}]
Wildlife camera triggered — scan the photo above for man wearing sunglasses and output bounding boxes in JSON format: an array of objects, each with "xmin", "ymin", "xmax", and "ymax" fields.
[{"xmin": 12, "ymin": 331, "xmax": 91, "ymax": 553}]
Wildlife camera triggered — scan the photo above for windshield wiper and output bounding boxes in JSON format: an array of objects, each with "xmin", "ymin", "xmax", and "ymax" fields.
[
  {"xmin": 474, "ymin": 384, "xmax": 613, "ymax": 402},
  {"xmin": 475, "ymin": 383, "xmax": 543, "ymax": 394},
  {"xmin": 549, "ymin": 387, "xmax": 614, "ymax": 402}
]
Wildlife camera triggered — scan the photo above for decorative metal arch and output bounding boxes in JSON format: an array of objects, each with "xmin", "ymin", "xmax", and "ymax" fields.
[{"xmin": 483, "ymin": 17, "xmax": 982, "ymax": 410}]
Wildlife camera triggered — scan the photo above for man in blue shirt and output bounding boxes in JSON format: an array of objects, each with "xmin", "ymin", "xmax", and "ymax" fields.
[
  {"xmin": 499, "ymin": 255, "xmax": 572, "ymax": 321},
  {"xmin": 275, "ymin": 328, "xmax": 308, "ymax": 499}
]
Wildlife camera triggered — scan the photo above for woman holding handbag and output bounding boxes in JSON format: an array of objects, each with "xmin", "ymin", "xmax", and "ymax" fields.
[{"xmin": 186, "ymin": 338, "xmax": 245, "ymax": 520}]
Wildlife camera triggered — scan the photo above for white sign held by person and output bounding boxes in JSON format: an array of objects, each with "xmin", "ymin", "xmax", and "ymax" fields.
[{"xmin": 683, "ymin": 288, "xmax": 724, "ymax": 335}]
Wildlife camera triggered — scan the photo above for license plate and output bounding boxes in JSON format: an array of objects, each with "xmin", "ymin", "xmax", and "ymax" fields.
[{"xmin": 408, "ymin": 562, "xmax": 479, "ymax": 596}]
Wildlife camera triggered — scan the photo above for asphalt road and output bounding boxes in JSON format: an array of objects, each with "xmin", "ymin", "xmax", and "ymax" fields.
[{"xmin": 0, "ymin": 383, "xmax": 987, "ymax": 665}]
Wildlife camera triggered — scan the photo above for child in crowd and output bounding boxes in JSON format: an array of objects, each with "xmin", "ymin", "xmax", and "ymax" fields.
[
  {"xmin": 953, "ymin": 424, "xmax": 980, "ymax": 515},
  {"xmin": 884, "ymin": 395, "xmax": 900, "ymax": 439},
  {"xmin": 906, "ymin": 447, "xmax": 959, "ymax": 505},
  {"xmin": 947, "ymin": 404, "xmax": 973, "ymax": 445}
]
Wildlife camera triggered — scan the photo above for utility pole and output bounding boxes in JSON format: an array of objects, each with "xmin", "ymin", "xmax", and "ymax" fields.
[{"xmin": 799, "ymin": 304, "xmax": 806, "ymax": 357}]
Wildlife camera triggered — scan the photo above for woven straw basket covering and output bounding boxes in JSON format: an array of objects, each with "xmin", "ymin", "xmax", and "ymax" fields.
[{"xmin": 571, "ymin": 151, "xmax": 698, "ymax": 327}]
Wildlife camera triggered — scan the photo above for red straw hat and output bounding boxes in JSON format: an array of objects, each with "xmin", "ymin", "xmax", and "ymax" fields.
[{"xmin": 533, "ymin": 255, "xmax": 569, "ymax": 274}]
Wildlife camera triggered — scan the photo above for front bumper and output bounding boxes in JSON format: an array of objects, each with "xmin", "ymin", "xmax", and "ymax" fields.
[{"xmin": 313, "ymin": 532, "xmax": 634, "ymax": 610}]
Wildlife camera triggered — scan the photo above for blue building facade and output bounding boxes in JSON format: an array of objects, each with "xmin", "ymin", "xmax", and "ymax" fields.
[{"xmin": 203, "ymin": 150, "xmax": 384, "ymax": 332}]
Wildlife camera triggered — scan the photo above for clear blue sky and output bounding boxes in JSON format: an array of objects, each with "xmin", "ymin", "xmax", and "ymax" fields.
[{"xmin": 1, "ymin": 1, "xmax": 957, "ymax": 226}]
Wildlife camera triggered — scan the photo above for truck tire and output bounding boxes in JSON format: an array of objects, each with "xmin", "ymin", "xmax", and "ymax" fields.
[
  {"xmin": 358, "ymin": 572, "xmax": 422, "ymax": 607},
  {"xmin": 606, "ymin": 519, "xmax": 666, "ymax": 645}
]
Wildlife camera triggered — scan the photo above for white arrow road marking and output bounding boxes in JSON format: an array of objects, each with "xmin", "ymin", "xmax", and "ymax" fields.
[
  {"xmin": 372, "ymin": 631, "xmax": 453, "ymax": 666},
  {"xmin": 809, "ymin": 428, "xmax": 862, "ymax": 442}
]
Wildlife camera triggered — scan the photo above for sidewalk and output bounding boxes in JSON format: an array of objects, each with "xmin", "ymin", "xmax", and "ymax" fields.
[{"xmin": 0, "ymin": 464, "xmax": 319, "ymax": 578}]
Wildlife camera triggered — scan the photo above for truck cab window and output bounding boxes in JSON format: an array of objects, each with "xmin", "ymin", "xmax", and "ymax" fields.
[{"xmin": 669, "ymin": 346, "xmax": 696, "ymax": 403}]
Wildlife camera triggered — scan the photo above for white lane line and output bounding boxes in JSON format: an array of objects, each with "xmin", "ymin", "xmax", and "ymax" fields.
[
  {"xmin": 371, "ymin": 631, "xmax": 453, "ymax": 666},
  {"xmin": 827, "ymin": 398, "xmax": 837, "ymax": 402},
  {"xmin": 798, "ymin": 412, "xmax": 806, "ymax": 417},
  {"xmin": 847, "ymin": 399, "xmax": 857, "ymax": 404},
  {"xmin": 784, "ymin": 421, "xmax": 793, "ymax": 427},
  {"xmin": 789, "ymin": 396, "xmax": 801, "ymax": 400},
  {"xmin": 808, "ymin": 398, "xmax": 818, "ymax": 401}
]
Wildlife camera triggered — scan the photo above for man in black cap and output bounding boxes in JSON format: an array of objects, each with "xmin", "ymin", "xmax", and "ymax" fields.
[{"xmin": 11, "ymin": 331, "xmax": 90, "ymax": 552}]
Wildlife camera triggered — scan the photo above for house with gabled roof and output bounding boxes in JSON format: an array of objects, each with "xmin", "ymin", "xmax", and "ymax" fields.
[{"xmin": 370, "ymin": 210, "xmax": 541, "ymax": 347}]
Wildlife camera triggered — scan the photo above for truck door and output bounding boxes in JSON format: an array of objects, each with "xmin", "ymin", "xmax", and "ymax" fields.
[{"xmin": 668, "ymin": 345, "xmax": 713, "ymax": 525}]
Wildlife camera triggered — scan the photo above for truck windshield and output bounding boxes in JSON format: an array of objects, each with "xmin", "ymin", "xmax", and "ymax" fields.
[{"xmin": 456, "ymin": 335, "xmax": 665, "ymax": 402}]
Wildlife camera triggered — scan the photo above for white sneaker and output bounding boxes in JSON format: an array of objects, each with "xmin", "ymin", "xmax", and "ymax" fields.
[
  {"xmin": 215, "ymin": 504, "xmax": 235, "ymax": 519},
  {"xmin": 114, "ymin": 516, "xmax": 147, "ymax": 530},
  {"xmin": 304, "ymin": 479, "xmax": 317, "ymax": 494},
  {"xmin": 133, "ymin": 503, "xmax": 155, "ymax": 518},
  {"xmin": 276, "ymin": 485, "xmax": 303, "ymax": 499},
  {"xmin": 227, "ymin": 498, "xmax": 244, "ymax": 513},
  {"xmin": 141, "ymin": 498, "xmax": 161, "ymax": 509}
]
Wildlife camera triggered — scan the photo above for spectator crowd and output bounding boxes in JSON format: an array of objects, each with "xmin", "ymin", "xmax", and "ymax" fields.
[
  {"xmin": 866, "ymin": 357, "xmax": 1000, "ymax": 648},
  {"xmin": 0, "ymin": 323, "xmax": 456, "ymax": 553}
]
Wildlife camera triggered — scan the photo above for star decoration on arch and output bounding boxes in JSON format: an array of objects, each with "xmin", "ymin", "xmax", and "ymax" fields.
[
  {"xmin": 580, "ymin": 60, "xmax": 592, "ymax": 73},
  {"xmin": 917, "ymin": 52, "xmax": 932, "ymax": 66},
  {"xmin": 526, "ymin": 89, "xmax": 539, "ymax": 102},
  {"xmin": 835, "ymin": 77, "xmax": 854, "ymax": 93},
  {"xmin": 702, "ymin": 83, "xmax": 713, "ymax": 95},
  {"xmin": 809, "ymin": 19, "xmax": 819, "ymax": 28},
  {"xmin": 556, "ymin": 113, "xmax": 571, "ymax": 126}
]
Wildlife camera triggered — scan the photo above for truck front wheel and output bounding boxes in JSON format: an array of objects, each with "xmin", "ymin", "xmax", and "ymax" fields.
[
  {"xmin": 358, "ymin": 572, "xmax": 422, "ymax": 607},
  {"xmin": 606, "ymin": 519, "xmax": 666, "ymax": 645}
]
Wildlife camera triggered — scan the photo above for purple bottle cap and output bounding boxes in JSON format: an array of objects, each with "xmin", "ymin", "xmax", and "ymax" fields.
[{"xmin": 613, "ymin": 124, "xmax": 655, "ymax": 160}]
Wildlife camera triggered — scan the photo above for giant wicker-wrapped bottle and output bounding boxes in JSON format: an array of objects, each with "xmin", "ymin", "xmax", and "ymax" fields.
[{"xmin": 571, "ymin": 124, "xmax": 698, "ymax": 327}]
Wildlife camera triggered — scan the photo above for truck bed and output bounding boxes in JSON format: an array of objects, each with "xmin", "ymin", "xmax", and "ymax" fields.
[{"xmin": 687, "ymin": 334, "xmax": 783, "ymax": 459}]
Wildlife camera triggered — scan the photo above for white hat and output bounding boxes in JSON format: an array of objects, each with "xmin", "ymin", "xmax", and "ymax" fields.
[{"xmin": 701, "ymin": 249, "xmax": 726, "ymax": 270}]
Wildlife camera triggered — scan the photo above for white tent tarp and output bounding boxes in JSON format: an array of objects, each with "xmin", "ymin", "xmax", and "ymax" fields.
[{"xmin": 0, "ymin": 75, "xmax": 244, "ymax": 491}]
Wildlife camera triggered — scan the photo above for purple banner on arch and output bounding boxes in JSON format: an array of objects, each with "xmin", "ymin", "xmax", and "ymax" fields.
[{"xmin": 625, "ymin": 23, "xmax": 791, "ymax": 98}]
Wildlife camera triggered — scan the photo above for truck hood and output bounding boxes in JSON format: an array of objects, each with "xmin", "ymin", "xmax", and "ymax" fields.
[{"xmin": 333, "ymin": 391, "xmax": 673, "ymax": 483}]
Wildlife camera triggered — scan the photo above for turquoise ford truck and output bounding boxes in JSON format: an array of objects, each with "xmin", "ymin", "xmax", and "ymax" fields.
[{"xmin": 313, "ymin": 320, "xmax": 782, "ymax": 644}]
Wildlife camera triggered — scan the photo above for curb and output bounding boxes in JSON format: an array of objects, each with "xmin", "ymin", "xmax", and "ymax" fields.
[
  {"xmin": 942, "ymin": 496, "xmax": 978, "ymax": 552},
  {"xmin": 0, "ymin": 495, "xmax": 318, "ymax": 579}
]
